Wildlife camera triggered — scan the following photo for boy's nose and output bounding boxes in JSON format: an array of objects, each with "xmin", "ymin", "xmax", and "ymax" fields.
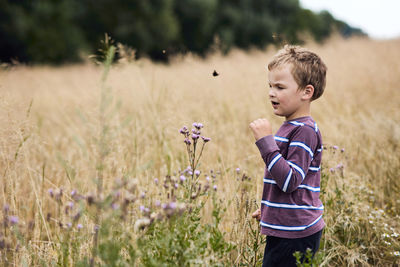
[{"xmin": 269, "ymin": 89, "xmax": 276, "ymax": 98}]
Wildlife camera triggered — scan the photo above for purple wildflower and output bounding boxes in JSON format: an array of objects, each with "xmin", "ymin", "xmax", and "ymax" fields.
[
  {"xmin": 336, "ymin": 163, "xmax": 344, "ymax": 169},
  {"xmin": 154, "ymin": 178, "xmax": 159, "ymax": 184},
  {"xmin": 193, "ymin": 122, "xmax": 203, "ymax": 130},
  {"xmin": 48, "ymin": 188, "xmax": 54, "ymax": 198},
  {"xmin": 174, "ymin": 183, "xmax": 179, "ymax": 189},
  {"xmin": 213, "ymin": 185, "xmax": 218, "ymax": 191},
  {"xmin": 192, "ymin": 134, "xmax": 199, "ymax": 140},
  {"xmin": 201, "ymin": 136, "xmax": 211, "ymax": 142},
  {"xmin": 184, "ymin": 138, "xmax": 191, "ymax": 145},
  {"xmin": 169, "ymin": 202, "xmax": 177, "ymax": 210},
  {"xmin": 66, "ymin": 222, "xmax": 72, "ymax": 228},
  {"xmin": 67, "ymin": 201, "xmax": 74, "ymax": 208},
  {"xmin": 194, "ymin": 170, "xmax": 200, "ymax": 177},
  {"xmin": 155, "ymin": 200, "xmax": 161, "ymax": 207},
  {"xmin": 77, "ymin": 224, "xmax": 83, "ymax": 230},
  {"xmin": 3, "ymin": 204, "xmax": 9, "ymax": 213},
  {"xmin": 332, "ymin": 145, "xmax": 338, "ymax": 150},
  {"xmin": 236, "ymin": 168, "xmax": 240, "ymax": 174},
  {"xmin": 180, "ymin": 175, "xmax": 186, "ymax": 182},
  {"xmin": 111, "ymin": 203, "xmax": 120, "ymax": 210},
  {"xmin": 140, "ymin": 205, "xmax": 145, "ymax": 212},
  {"xmin": 341, "ymin": 148, "xmax": 345, "ymax": 153},
  {"xmin": 140, "ymin": 192, "xmax": 146, "ymax": 199},
  {"xmin": 180, "ymin": 127, "xmax": 188, "ymax": 135},
  {"xmin": 330, "ymin": 168, "xmax": 335, "ymax": 173},
  {"xmin": 206, "ymin": 176, "xmax": 210, "ymax": 182},
  {"xmin": 71, "ymin": 189, "xmax": 77, "ymax": 197},
  {"xmin": 9, "ymin": 216, "xmax": 19, "ymax": 225}
]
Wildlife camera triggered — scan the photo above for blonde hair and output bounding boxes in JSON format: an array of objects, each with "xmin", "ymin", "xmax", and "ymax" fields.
[{"xmin": 268, "ymin": 45, "xmax": 327, "ymax": 100}]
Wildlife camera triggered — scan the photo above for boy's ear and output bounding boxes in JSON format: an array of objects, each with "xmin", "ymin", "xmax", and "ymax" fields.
[{"xmin": 302, "ymin": 85, "xmax": 314, "ymax": 101}]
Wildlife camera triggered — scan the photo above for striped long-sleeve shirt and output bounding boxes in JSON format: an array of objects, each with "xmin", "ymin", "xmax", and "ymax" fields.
[{"xmin": 255, "ymin": 116, "xmax": 325, "ymax": 238}]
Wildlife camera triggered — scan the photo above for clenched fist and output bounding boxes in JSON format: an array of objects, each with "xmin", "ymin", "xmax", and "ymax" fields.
[
  {"xmin": 252, "ymin": 209, "xmax": 261, "ymax": 221},
  {"xmin": 249, "ymin": 118, "xmax": 272, "ymax": 141}
]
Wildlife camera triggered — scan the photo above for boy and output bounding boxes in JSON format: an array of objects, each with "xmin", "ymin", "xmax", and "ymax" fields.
[{"xmin": 249, "ymin": 45, "xmax": 327, "ymax": 267}]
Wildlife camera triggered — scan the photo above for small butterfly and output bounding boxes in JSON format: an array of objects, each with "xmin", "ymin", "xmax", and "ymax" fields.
[{"xmin": 212, "ymin": 70, "xmax": 219, "ymax": 77}]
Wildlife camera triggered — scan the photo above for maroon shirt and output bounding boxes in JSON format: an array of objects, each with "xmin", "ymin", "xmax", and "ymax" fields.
[{"xmin": 255, "ymin": 116, "xmax": 325, "ymax": 238}]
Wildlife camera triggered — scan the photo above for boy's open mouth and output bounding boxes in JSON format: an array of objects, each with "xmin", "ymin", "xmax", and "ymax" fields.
[{"xmin": 271, "ymin": 101, "xmax": 279, "ymax": 105}]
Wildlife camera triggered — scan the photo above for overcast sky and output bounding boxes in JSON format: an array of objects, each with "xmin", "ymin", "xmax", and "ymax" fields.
[{"xmin": 299, "ymin": 0, "xmax": 400, "ymax": 39}]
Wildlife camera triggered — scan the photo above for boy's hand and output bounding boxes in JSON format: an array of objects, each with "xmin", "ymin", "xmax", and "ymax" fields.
[
  {"xmin": 252, "ymin": 209, "xmax": 261, "ymax": 221},
  {"xmin": 249, "ymin": 118, "xmax": 272, "ymax": 141}
]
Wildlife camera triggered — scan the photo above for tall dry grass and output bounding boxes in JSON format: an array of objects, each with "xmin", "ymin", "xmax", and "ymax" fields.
[{"xmin": 1, "ymin": 36, "xmax": 400, "ymax": 266}]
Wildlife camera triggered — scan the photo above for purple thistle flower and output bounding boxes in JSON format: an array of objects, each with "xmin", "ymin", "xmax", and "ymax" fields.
[
  {"xmin": 341, "ymin": 148, "xmax": 345, "ymax": 153},
  {"xmin": 140, "ymin": 205, "xmax": 145, "ymax": 212},
  {"xmin": 188, "ymin": 170, "xmax": 193, "ymax": 176},
  {"xmin": 77, "ymin": 224, "xmax": 83, "ymax": 229},
  {"xmin": 206, "ymin": 176, "xmax": 210, "ymax": 182},
  {"xmin": 155, "ymin": 200, "xmax": 161, "ymax": 207},
  {"xmin": 111, "ymin": 203, "xmax": 120, "ymax": 210},
  {"xmin": 66, "ymin": 222, "xmax": 72, "ymax": 228},
  {"xmin": 9, "ymin": 216, "xmax": 19, "ymax": 225},
  {"xmin": 201, "ymin": 136, "xmax": 211, "ymax": 142},
  {"xmin": 194, "ymin": 170, "xmax": 200, "ymax": 177},
  {"xmin": 336, "ymin": 163, "xmax": 344, "ymax": 169},
  {"xmin": 71, "ymin": 189, "xmax": 77, "ymax": 197},
  {"xmin": 169, "ymin": 202, "xmax": 177, "ymax": 210},
  {"xmin": 192, "ymin": 134, "xmax": 199, "ymax": 140},
  {"xmin": 48, "ymin": 188, "xmax": 54, "ymax": 198},
  {"xmin": 332, "ymin": 145, "xmax": 338, "ymax": 150},
  {"xmin": 236, "ymin": 168, "xmax": 240, "ymax": 174},
  {"xmin": 330, "ymin": 168, "xmax": 335, "ymax": 173},
  {"xmin": 154, "ymin": 178, "xmax": 159, "ymax": 184},
  {"xmin": 3, "ymin": 204, "xmax": 9, "ymax": 213},
  {"xmin": 174, "ymin": 183, "xmax": 179, "ymax": 189},
  {"xmin": 180, "ymin": 175, "xmax": 186, "ymax": 182},
  {"xmin": 184, "ymin": 138, "xmax": 191, "ymax": 145},
  {"xmin": 180, "ymin": 127, "xmax": 187, "ymax": 135},
  {"xmin": 140, "ymin": 192, "xmax": 146, "ymax": 199},
  {"xmin": 161, "ymin": 203, "xmax": 168, "ymax": 209},
  {"xmin": 67, "ymin": 201, "xmax": 74, "ymax": 208},
  {"xmin": 193, "ymin": 122, "xmax": 203, "ymax": 130},
  {"xmin": 213, "ymin": 185, "xmax": 218, "ymax": 191}
]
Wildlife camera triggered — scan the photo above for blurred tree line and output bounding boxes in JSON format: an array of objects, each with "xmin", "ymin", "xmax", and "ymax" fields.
[{"xmin": 0, "ymin": 0, "xmax": 364, "ymax": 64}]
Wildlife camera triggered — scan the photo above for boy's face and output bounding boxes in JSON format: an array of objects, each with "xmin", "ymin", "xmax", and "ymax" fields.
[{"xmin": 268, "ymin": 64, "xmax": 309, "ymax": 121}]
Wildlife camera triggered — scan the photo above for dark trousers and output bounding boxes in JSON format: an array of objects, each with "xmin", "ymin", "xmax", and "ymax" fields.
[{"xmin": 262, "ymin": 230, "xmax": 323, "ymax": 267}]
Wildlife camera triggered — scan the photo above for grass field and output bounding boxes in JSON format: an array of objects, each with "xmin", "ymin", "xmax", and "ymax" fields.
[{"xmin": 1, "ymin": 36, "xmax": 400, "ymax": 266}]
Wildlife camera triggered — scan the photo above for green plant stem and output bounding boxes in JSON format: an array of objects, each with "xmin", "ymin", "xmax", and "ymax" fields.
[{"xmin": 90, "ymin": 39, "xmax": 116, "ymax": 267}]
